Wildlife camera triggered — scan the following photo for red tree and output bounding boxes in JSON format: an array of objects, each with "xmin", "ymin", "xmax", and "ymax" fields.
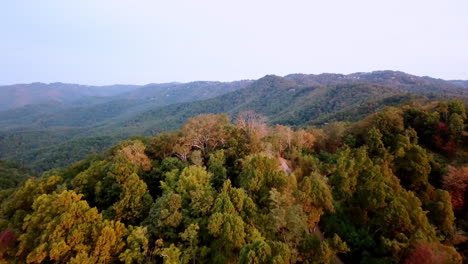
[
  {"xmin": 442, "ymin": 166, "xmax": 468, "ymax": 213},
  {"xmin": 0, "ymin": 229, "xmax": 18, "ymax": 259}
]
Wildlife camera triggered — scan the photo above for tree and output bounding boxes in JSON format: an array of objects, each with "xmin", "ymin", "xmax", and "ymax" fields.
[
  {"xmin": 0, "ymin": 175, "xmax": 63, "ymax": 231},
  {"xmin": 394, "ymin": 144, "xmax": 431, "ymax": 198},
  {"xmin": 269, "ymin": 125, "xmax": 294, "ymax": 154},
  {"xmin": 299, "ymin": 233, "xmax": 349, "ymax": 264},
  {"xmin": 208, "ymin": 150, "xmax": 228, "ymax": 190},
  {"xmin": 181, "ymin": 114, "xmax": 231, "ymax": 157},
  {"xmin": 119, "ymin": 226, "xmax": 149, "ymax": 264},
  {"xmin": 402, "ymin": 242, "xmax": 462, "ymax": 264},
  {"xmin": 146, "ymin": 132, "xmax": 181, "ymax": 160},
  {"xmin": 145, "ymin": 192, "xmax": 183, "ymax": 241},
  {"xmin": 238, "ymin": 240, "xmax": 291, "ymax": 264},
  {"xmin": 175, "ymin": 166, "xmax": 214, "ymax": 206},
  {"xmin": 367, "ymin": 107, "xmax": 404, "ymax": 147},
  {"xmin": 208, "ymin": 212, "xmax": 246, "ymax": 262},
  {"xmin": 236, "ymin": 110, "xmax": 268, "ymax": 140},
  {"xmin": 16, "ymin": 190, "xmax": 126, "ymax": 264},
  {"xmin": 448, "ymin": 113, "xmax": 464, "ymax": 142},
  {"xmin": 268, "ymin": 188, "xmax": 307, "ymax": 260},
  {"xmin": 329, "ymin": 148, "xmax": 359, "ymax": 201},
  {"xmin": 292, "ymin": 129, "xmax": 315, "ymax": 153},
  {"xmin": 427, "ymin": 189, "xmax": 455, "ymax": 238},
  {"xmin": 296, "ymin": 173, "xmax": 334, "ymax": 230},
  {"xmin": 239, "ymin": 154, "xmax": 288, "ymax": 207},
  {"xmin": 116, "ymin": 140, "xmax": 152, "ymax": 172},
  {"xmin": 105, "ymin": 156, "xmax": 153, "ymax": 224},
  {"xmin": 365, "ymin": 127, "xmax": 386, "ymax": 157},
  {"xmin": 321, "ymin": 122, "xmax": 347, "ymax": 152},
  {"xmin": 207, "ymin": 181, "xmax": 257, "ymax": 263},
  {"xmin": 173, "ymin": 143, "xmax": 192, "ymax": 162},
  {"xmin": 189, "ymin": 150, "xmax": 204, "ymax": 167},
  {"xmin": 179, "ymin": 224, "xmax": 202, "ymax": 264},
  {"xmin": 113, "ymin": 173, "xmax": 153, "ymax": 224},
  {"xmin": 447, "ymin": 99, "xmax": 466, "ymax": 119},
  {"xmin": 442, "ymin": 166, "xmax": 468, "ymax": 213},
  {"xmin": 0, "ymin": 229, "xmax": 18, "ymax": 260},
  {"xmin": 155, "ymin": 243, "xmax": 182, "ymax": 264}
]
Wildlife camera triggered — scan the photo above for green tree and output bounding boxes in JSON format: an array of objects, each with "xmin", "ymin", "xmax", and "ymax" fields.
[
  {"xmin": 208, "ymin": 150, "xmax": 228, "ymax": 190},
  {"xmin": 367, "ymin": 107, "xmax": 404, "ymax": 147},
  {"xmin": 329, "ymin": 148, "xmax": 359, "ymax": 201},
  {"xmin": 238, "ymin": 240, "xmax": 291, "ymax": 264},
  {"xmin": 207, "ymin": 181, "xmax": 255, "ymax": 263},
  {"xmin": 175, "ymin": 166, "xmax": 215, "ymax": 216},
  {"xmin": 298, "ymin": 233, "xmax": 349, "ymax": 264},
  {"xmin": 296, "ymin": 173, "xmax": 334, "ymax": 231},
  {"xmin": 394, "ymin": 144, "xmax": 431, "ymax": 198},
  {"xmin": 427, "ymin": 189, "xmax": 455, "ymax": 238},
  {"xmin": 155, "ymin": 243, "xmax": 182, "ymax": 264},
  {"xmin": 365, "ymin": 127, "xmax": 386, "ymax": 157},
  {"xmin": 145, "ymin": 192, "xmax": 183, "ymax": 241},
  {"xmin": 179, "ymin": 224, "xmax": 201, "ymax": 264},
  {"xmin": 448, "ymin": 113, "xmax": 464, "ymax": 141},
  {"xmin": 268, "ymin": 188, "xmax": 306, "ymax": 260},
  {"xmin": 239, "ymin": 154, "xmax": 288, "ymax": 207},
  {"xmin": 119, "ymin": 226, "xmax": 149, "ymax": 264},
  {"xmin": 113, "ymin": 172, "xmax": 153, "ymax": 224}
]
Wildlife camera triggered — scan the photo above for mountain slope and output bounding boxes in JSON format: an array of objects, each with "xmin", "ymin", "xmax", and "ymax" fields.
[
  {"xmin": 103, "ymin": 69, "xmax": 468, "ymax": 135},
  {"xmin": 451, "ymin": 80, "xmax": 468, "ymax": 88},
  {"xmin": 1, "ymin": 71, "xmax": 466, "ymax": 171},
  {"xmin": 0, "ymin": 80, "xmax": 252, "ymax": 131}
]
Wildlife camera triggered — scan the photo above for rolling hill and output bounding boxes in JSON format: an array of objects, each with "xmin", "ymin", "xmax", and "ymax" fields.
[
  {"xmin": 0, "ymin": 71, "xmax": 466, "ymax": 171},
  {"xmin": 0, "ymin": 81, "xmax": 251, "ymax": 131},
  {"xmin": 0, "ymin": 82, "xmax": 141, "ymax": 111}
]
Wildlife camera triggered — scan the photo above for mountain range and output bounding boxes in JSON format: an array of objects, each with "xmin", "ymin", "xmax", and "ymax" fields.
[{"xmin": 1, "ymin": 70, "xmax": 467, "ymax": 171}]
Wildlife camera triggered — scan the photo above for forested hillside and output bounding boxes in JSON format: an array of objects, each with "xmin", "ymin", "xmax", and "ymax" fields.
[
  {"xmin": 0, "ymin": 99, "xmax": 466, "ymax": 263},
  {"xmin": 0, "ymin": 160, "xmax": 35, "ymax": 190},
  {"xmin": 0, "ymin": 80, "xmax": 251, "ymax": 170},
  {"xmin": 1, "ymin": 71, "xmax": 466, "ymax": 172},
  {"xmin": 0, "ymin": 80, "xmax": 251, "ymax": 131}
]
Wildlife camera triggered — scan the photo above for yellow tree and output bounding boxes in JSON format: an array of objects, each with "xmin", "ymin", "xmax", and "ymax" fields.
[{"xmin": 16, "ymin": 190, "xmax": 127, "ymax": 264}]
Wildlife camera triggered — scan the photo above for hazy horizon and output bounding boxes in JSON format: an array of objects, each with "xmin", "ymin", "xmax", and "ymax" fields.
[
  {"xmin": 1, "ymin": 0, "xmax": 467, "ymax": 85},
  {"xmin": 1, "ymin": 69, "xmax": 468, "ymax": 87}
]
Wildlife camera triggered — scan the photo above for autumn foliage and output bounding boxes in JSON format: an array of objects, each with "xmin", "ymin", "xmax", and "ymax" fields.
[{"xmin": 0, "ymin": 100, "xmax": 466, "ymax": 263}]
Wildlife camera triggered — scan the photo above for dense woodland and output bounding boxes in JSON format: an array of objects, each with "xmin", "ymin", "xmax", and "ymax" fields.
[{"xmin": 0, "ymin": 98, "xmax": 467, "ymax": 263}]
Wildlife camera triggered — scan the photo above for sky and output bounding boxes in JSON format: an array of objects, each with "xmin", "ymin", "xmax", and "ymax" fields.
[{"xmin": 1, "ymin": 0, "xmax": 467, "ymax": 85}]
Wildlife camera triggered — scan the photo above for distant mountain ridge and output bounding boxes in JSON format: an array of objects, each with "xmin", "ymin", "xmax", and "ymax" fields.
[
  {"xmin": 1, "ymin": 71, "xmax": 466, "ymax": 111},
  {"xmin": 0, "ymin": 82, "xmax": 141, "ymax": 111}
]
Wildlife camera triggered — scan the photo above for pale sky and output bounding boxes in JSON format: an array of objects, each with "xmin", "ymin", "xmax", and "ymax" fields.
[{"xmin": 1, "ymin": 0, "xmax": 467, "ymax": 85}]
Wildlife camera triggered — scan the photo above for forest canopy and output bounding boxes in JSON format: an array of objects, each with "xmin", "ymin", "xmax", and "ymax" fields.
[{"xmin": 0, "ymin": 99, "xmax": 467, "ymax": 263}]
